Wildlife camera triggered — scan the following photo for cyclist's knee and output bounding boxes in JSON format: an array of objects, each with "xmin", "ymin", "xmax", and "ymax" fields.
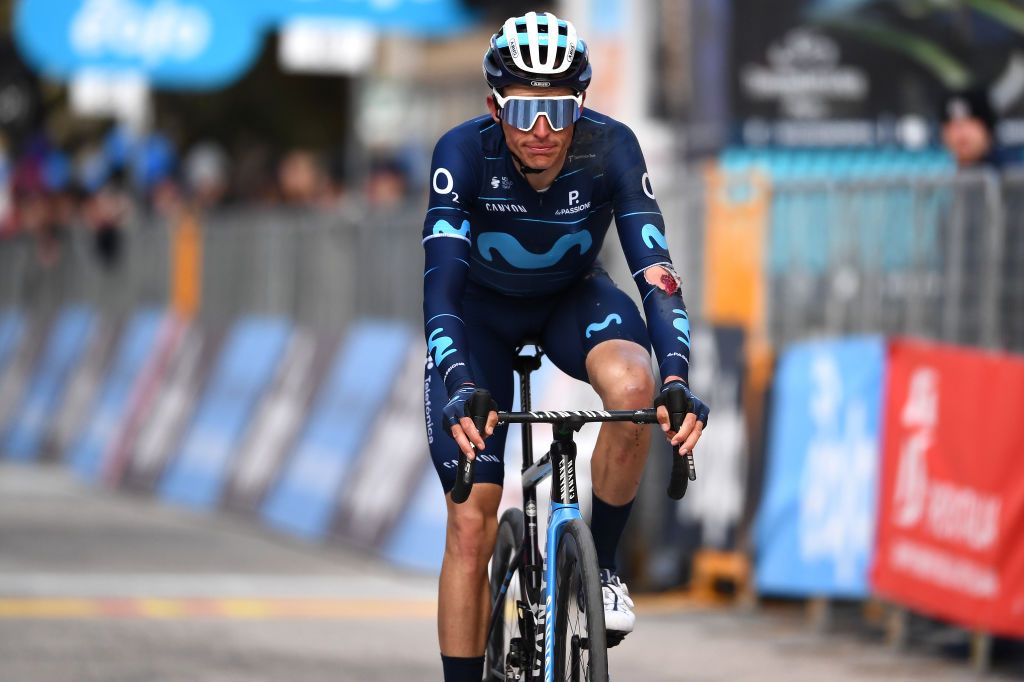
[{"xmin": 588, "ymin": 347, "xmax": 655, "ymax": 410}]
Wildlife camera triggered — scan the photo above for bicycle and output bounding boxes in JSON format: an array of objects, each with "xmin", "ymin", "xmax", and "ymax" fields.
[{"xmin": 451, "ymin": 344, "xmax": 696, "ymax": 682}]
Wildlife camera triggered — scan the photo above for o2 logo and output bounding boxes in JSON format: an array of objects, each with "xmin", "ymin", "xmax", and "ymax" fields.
[
  {"xmin": 432, "ymin": 167, "xmax": 459, "ymax": 204},
  {"xmin": 641, "ymin": 172, "xmax": 655, "ymax": 199}
]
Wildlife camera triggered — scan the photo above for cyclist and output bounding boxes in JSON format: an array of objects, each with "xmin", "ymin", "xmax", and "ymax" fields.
[{"xmin": 422, "ymin": 12, "xmax": 709, "ymax": 681}]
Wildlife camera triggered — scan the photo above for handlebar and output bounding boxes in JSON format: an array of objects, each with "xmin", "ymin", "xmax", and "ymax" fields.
[{"xmin": 451, "ymin": 404, "xmax": 699, "ymax": 504}]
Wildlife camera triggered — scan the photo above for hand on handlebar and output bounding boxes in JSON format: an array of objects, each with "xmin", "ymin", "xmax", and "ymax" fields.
[
  {"xmin": 443, "ymin": 384, "xmax": 499, "ymax": 459},
  {"xmin": 654, "ymin": 379, "xmax": 710, "ymax": 457}
]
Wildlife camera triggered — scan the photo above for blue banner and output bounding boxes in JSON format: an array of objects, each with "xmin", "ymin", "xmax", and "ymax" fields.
[
  {"xmin": 68, "ymin": 309, "xmax": 164, "ymax": 480},
  {"xmin": 262, "ymin": 320, "xmax": 411, "ymax": 540},
  {"xmin": 755, "ymin": 335, "xmax": 886, "ymax": 597},
  {"xmin": 250, "ymin": 0, "xmax": 477, "ymax": 36},
  {"xmin": 159, "ymin": 317, "xmax": 291, "ymax": 509},
  {"xmin": 4, "ymin": 306, "xmax": 95, "ymax": 461},
  {"xmin": 0, "ymin": 310, "xmax": 25, "ymax": 374},
  {"xmin": 381, "ymin": 465, "xmax": 445, "ymax": 571},
  {"xmin": 14, "ymin": 0, "xmax": 264, "ymax": 90}
]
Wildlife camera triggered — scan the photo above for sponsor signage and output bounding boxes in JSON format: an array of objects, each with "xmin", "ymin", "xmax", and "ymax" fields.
[
  {"xmin": 123, "ymin": 322, "xmax": 221, "ymax": 490},
  {"xmin": 46, "ymin": 317, "xmax": 120, "ymax": 460},
  {"xmin": 335, "ymin": 345, "xmax": 430, "ymax": 547},
  {"xmin": 67, "ymin": 309, "xmax": 164, "ymax": 480},
  {"xmin": 250, "ymin": 0, "xmax": 476, "ymax": 36},
  {"xmin": 14, "ymin": 0, "xmax": 477, "ymax": 90},
  {"xmin": 731, "ymin": 1, "xmax": 1024, "ymax": 147},
  {"xmin": 102, "ymin": 314, "xmax": 187, "ymax": 485},
  {"xmin": 0, "ymin": 310, "xmax": 25, "ymax": 382},
  {"xmin": 159, "ymin": 317, "xmax": 291, "ymax": 509},
  {"xmin": 4, "ymin": 306, "xmax": 95, "ymax": 461},
  {"xmin": 261, "ymin": 321, "xmax": 411, "ymax": 540},
  {"xmin": 756, "ymin": 336, "xmax": 885, "ymax": 597},
  {"xmin": 871, "ymin": 339, "xmax": 1024, "ymax": 637},
  {"xmin": 224, "ymin": 328, "xmax": 335, "ymax": 514},
  {"xmin": 14, "ymin": 0, "xmax": 264, "ymax": 90}
]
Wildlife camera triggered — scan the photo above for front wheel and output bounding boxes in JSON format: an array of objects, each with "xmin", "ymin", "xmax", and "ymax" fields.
[
  {"xmin": 486, "ymin": 508, "xmax": 526, "ymax": 681},
  {"xmin": 553, "ymin": 519, "xmax": 608, "ymax": 682}
]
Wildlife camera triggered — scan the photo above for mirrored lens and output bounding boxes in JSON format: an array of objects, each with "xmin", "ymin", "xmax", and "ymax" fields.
[{"xmin": 499, "ymin": 97, "xmax": 581, "ymax": 131}]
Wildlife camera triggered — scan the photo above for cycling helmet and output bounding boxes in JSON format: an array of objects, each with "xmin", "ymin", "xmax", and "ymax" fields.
[{"xmin": 483, "ymin": 12, "xmax": 591, "ymax": 93}]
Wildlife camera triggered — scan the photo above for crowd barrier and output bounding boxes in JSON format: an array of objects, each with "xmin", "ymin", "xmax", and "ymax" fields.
[
  {"xmin": 0, "ymin": 299, "xmax": 752, "ymax": 580},
  {"xmin": 756, "ymin": 336, "xmax": 1024, "ymax": 643}
]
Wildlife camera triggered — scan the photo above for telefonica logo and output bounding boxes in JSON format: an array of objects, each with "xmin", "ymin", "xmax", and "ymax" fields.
[{"xmin": 71, "ymin": 0, "xmax": 212, "ymax": 65}]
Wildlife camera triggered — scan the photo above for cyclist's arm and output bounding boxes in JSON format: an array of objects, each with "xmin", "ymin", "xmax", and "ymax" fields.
[
  {"xmin": 422, "ymin": 130, "xmax": 478, "ymax": 397},
  {"xmin": 606, "ymin": 123, "xmax": 691, "ymax": 386}
]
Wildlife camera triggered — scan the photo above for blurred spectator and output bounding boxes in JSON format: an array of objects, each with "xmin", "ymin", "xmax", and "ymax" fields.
[
  {"xmin": 365, "ymin": 155, "xmax": 409, "ymax": 209},
  {"xmin": 84, "ymin": 171, "xmax": 132, "ymax": 271},
  {"xmin": 277, "ymin": 149, "xmax": 328, "ymax": 206},
  {"xmin": 183, "ymin": 141, "xmax": 230, "ymax": 208},
  {"xmin": 939, "ymin": 88, "xmax": 1006, "ymax": 169}
]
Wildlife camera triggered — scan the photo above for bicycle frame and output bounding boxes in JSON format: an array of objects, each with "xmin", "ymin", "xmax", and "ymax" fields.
[{"xmin": 487, "ymin": 346, "xmax": 658, "ymax": 681}]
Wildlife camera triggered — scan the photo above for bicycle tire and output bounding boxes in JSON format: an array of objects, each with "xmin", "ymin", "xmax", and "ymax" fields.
[
  {"xmin": 553, "ymin": 518, "xmax": 608, "ymax": 682},
  {"xmin": 486, "ymin": 508, "xmax": 526, "ymax": 681}
]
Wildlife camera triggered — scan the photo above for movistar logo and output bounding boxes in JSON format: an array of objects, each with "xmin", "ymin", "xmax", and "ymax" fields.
[
  {"xmin": 641, "ymin": 223, "xmax": 667, "ymax": 249},
  {"xmin": 427, "ymin": 328, "xmax": 457, "ymax": 365},
  {"xmin": 585, "ymin": 313, "xmax": 622, "ymax": 339},
  {"xmin": 432, "ymin": 218, "xmax": 470, "ymax": 238},
  {"xmin": 672, "ymin": 309, "xmax": 691, "ymax": 349},
  {"xmin": 477, "ymin": 231, "xmax": 591, "ymax": 269}
]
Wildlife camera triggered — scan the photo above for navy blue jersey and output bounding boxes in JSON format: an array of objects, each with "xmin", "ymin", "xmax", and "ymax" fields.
[{"xmin": 423, "ymin": 108, "xmax": 691, "ymax": 395}]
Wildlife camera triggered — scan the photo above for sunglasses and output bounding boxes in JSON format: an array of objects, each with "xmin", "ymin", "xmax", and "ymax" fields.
[{"xmin": 492, "ymin": 89, "xmax": 583, "ymax": 132}]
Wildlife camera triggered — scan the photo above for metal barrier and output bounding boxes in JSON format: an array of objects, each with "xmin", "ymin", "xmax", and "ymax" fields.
[
  {"xmin": 0, "ymin": 170, "xmax": 1021, "ymax": 356},
  {"xmin": 0, "ymin": 186, "xmax": 707, "ymax": 333},
  {"xmin": 767, "ymin": 171, "xmax": 1024, "ymax": 354}
]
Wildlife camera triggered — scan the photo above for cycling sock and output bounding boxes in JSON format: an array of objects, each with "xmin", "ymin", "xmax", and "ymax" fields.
[
  {"xmin": 590, "ymin": 493, "xmax": 635, "ymax": 571},
  {"xmin": 441, "ymin": 653, "xmax": 484, "ymax": 682}
]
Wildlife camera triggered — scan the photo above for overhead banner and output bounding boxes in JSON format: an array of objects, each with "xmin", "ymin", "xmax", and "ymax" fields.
[
  {"xmin": 871, "ymin": 339, "xmax": 1024, "ymax": 638},
  {"xmin": 756, "ymin": 336, "xmax": 885, "ymax": 598},
  {"xmin": 14, "ymin": 0, "xmax": 264, "ymax": 90},
  {"xmin": 4, "ymin": 306, "xmax": 94, "ymax": 462},
  {"xmin": 250, "ymin": 0, "xmax": 477, "ymax": 36}
]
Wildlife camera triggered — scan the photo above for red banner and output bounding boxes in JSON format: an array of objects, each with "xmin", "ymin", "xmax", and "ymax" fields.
[{"xmin": 871, "ymin": 339, "xmax": 1024, "ymax": 637}]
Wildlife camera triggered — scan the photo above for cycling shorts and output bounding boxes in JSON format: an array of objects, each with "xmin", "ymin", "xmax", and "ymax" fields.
[{"xmin": 423, "ymin": 266, "xmax": 650, "ymax": 493}]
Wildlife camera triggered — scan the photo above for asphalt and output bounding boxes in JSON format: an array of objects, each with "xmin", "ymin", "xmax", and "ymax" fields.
[{"xmin": 0, "ymin": 462, "xmax": 1019, "ymax": 682}]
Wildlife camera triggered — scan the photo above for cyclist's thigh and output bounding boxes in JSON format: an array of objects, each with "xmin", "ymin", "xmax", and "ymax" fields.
[
  {"xmin": 540, "ymin": 266, "xmax": 650, "ymax": 382},
  {"xmin": 424, "ymin": 320, "xmax": 515, "ymax": 493}
]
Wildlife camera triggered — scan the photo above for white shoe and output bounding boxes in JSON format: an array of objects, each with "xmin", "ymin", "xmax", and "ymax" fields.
[{"xmin": 600, "ymin": 569, "xmax": 635, "ymax": 646}]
